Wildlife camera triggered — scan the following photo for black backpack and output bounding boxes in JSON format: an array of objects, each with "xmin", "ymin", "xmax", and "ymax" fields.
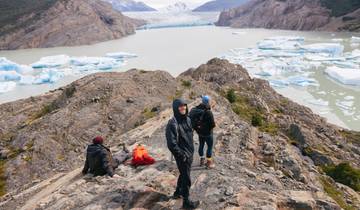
[{"xmin": 189, "ymin": 108, "xmax": 206, "ymax": 133}]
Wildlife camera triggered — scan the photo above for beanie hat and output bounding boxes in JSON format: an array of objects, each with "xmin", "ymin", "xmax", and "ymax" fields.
[
  {"xmin": 93, "ymin": 136, "xmax": 104, "ymax": 144},
  {"xmin": 202, "ymin": 95, "xmax": 211, "ymax": 105}
]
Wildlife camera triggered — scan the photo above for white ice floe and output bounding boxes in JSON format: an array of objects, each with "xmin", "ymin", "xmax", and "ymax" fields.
[
  {"xmin": 351, "ymin": 36, "xmax": 360, "ymax": 43},
  {"xmin": 333, "ymin": 61, "xmax": 358, "ymax": 69},
  {"xmin": 0, "ymin": 57, "xmax": 32, "ymax": 74},
  {"xmin": 305, "ymin": 98, "xmax": 329, "ymax": 107},
  {"xmin": 31, "ymin": 55, "xmax": 70, "ymax": 68},
  {"xmin": 344, "ymin": 95, "xmax": 355, "ymax": 100},
  {"xmin": 287, "ymin": 75, "xmax": 319, "ymax": 87},
  {"xmin": 257, "ymin": 40, "xmax": 301, "ymax": 50},
  {"xmin": 325, "ymin": 66, "xmax": 360, "ymax": 86},
  {"xmin": 304, "ymin": 54, "xmax": 345, "ymax": 62},
  {"xmin": 0, "ymin": 81, "xmax": 16, "ymax": 93},
  {"xmin": 269, "ymin": 80, "xmax": 289, "ymax": 88},
  {"xmin": 331, "ymin": 38, "xmax": 344, "ymax": 42},
  {"xmin": 301, "ymin": 43, "xmax": 344, "ymax": 56},
  {"xmin": 264, "ymin": 36, "xmax": 305, "ymax": 42},
  {"xmin": 105, "ymin": 52, "xmax": 138, "ymax": 59},
  {"xmin": 232, "ymin": 31, "xmax": 247, "ymax": 35}
]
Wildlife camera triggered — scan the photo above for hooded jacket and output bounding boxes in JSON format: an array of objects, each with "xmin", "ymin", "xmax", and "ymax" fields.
[
  {"xmin": 166, "ymin": 99, "xmax": 194, "ymax": 160},
  {"xmin": 82, "ymin": 143, "xmax": 114, "ymax": 177}
]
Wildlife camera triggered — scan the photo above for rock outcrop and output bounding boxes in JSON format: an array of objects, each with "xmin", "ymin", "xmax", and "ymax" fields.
[
  {"xmin": 216, "ymin": 0, "xmax": 360, "ymax": 32},
  {"xmin": 0, "ymin": 58, "xmax": 359, "ymax": 209},
  {"xmin": 192, "ymin": 0, "xmax": 249, "ymax": 12},
  {"xmin": 0, "ymin": 0, "xmax": 145, "ymax": 50}
]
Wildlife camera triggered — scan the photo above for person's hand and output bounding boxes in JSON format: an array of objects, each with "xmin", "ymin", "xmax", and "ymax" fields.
[{"xmin": 112, "ymin": 174, "xmax": 121, "ymax": 178}]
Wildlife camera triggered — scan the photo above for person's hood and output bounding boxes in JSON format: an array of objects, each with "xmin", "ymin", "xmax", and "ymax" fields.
[{"xmin": 172, "ymin": 98, "xmax": 188, "ymax": 120}]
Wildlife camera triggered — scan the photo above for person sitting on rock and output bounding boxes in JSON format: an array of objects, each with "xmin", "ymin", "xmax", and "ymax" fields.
[
  {"xmin": 166, "ymin": 98, "xmax": 200, "ymax": 209},
  {"xmin": 189, "ymin": 95, "xmax": 216, "ymax": 169},
  {"xmin": 82, "ymin": 136, "xmax": 129, "ymax": 177}
]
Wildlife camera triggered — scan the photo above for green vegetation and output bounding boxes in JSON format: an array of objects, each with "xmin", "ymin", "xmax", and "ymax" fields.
[
  {"xmin": 181, "ymin": 80, "xmax": 192, "ymax": 88},
  {"xmin": 226, "ymin": 89, "xmax": 236, "ymax": 103},
  {"xmin": 142, "ymin": 107, "xmax": 157, "ymax": 120},
  {"xmin": 339, "ymin": 130, "xmax": 360, "ymax": 146},
  {"xmin": 320, "ymin": 0, "xmax": 360, "ymax": 17},
  {"xmin": 322, "ymin": 162, "xmax": 360, "ymax": 192},
  {"xmin": 225, "ymin": 89, "xmax": 279, "ymax": 135},
  {"xmin": 320, "ymin": 176, "xmax": 356, "ymax": 210},
  {"xmin": 0, "ymin": 0, "xmax": 58, "ymax": 35},
  {"xmin": 0, "ymin": 160, "xmax": 6, "ymax": 197}
]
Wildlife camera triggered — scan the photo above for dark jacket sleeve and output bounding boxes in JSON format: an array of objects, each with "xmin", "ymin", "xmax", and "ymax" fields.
[
  {"xmin": 100, "ymin": 150, "xmax": 114, "ymax": 177},
  {"xmin": 166, "ymin": 120, "xmax": 186, "ymax": 159},
  {"xmin": 207, "ymin": 110, "xmax": 216, "ymax": 130},
  {"xmin": 82, "ymin": 154, "xmax": 89, "ymax": 175}
]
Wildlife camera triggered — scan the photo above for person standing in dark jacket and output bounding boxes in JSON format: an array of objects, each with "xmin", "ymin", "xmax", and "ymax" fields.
[
  {"xmin": 82, "ymin": 136, "xmax": 118, "ymax": 177},
  {"xmin": 166, "ymin": 99, "xmax": 200, "ymax": 209},
  {"xmin": 189, "ymin": 95, "xmax": 216, "ymax": 169}
]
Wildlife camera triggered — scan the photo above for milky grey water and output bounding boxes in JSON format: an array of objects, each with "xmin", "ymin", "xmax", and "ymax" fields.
[{"xmin": 0, "ymin": 24, "xmax": 359, "ymax": 130}]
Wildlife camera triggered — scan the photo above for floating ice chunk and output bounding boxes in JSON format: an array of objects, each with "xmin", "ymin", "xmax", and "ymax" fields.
[
  {"xmin": 0, "ymin": 57, "xmax": 32, "ymax": 74},
  {"xmin": 301, "ymin": 43, "xmax": 344, "ymax": 56},
  {"xmin": 305, "ymin": 98, "xmax": 329, "ymax": 107},
  {"xmin": 269, "ymin": 80, "xmax": 289, "ymax": 88},
  {"xmin": 19, "ymin": 75, "xmax": 36, "ymax": 85},
  {"xmin": 106, "ymin": 52, "xmax": 137, "ymax": 59},
  {"xmin": 256, "ymin": 71, "xmax": 272, "ymax": 77},
  {"xmin": 317, "ymin": 91, "xmax": 327, "ymax": 95},
  {"xmin": 232, "ymin": 31, "xmax": 246, "ymax": 35},
  {"xmin": 331, "ymin": 38, "xmax": 344, "ymax": 42},
  {"xmin": 287, "ymin": 76, "xmax": 318, "ymax": 87},
  {"xmin": 0, "ymin": 81, "xmax": 16, "ymax": 93},
  {"xmin": 344, "ymin": 96, "xmax": 355, "ymax": 100},
  {"xmin": 333, "ymin": 61, "xmax": 358, "ymax": 69},
  {"xmin": 336, "ymin": 100, "xmax": 354, "ymax": 111},
  {"xmin": 257, "ymin": 40, "xmax": 301, "ymax": 50},
  {"xmin": 33, "ymin": 69, "xmax": 64, "ymax": 84},
  {"xmin": 138, "ymin": 21, "xmax": 212, "ymax": 30},
  {"xmin": 264, "ymin": 36, "xmax": 305, "ymax": 42},
  {"xmin": 31, "ymin": 55, "xmax": 70, "ymax": 68},
  {"xmin": 0, "ymin": 71, "xmax": 22, "ymax": 81},
  {"xmin": 304, "ymin": 54, "xmax": 345, "ymax": 61},
  {"xmin": 70, "ymin": 57, "xmax": 103, "ymax": 66},
  {"xmin": 325, "ymin": 66, "xmax": 360, "ymax": 86},
  {"xmin": 351, "ymin": 36, "xmax": 360, "ymax": 43}
]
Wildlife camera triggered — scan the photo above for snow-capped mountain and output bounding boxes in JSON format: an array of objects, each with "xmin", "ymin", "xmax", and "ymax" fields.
[
  {"xmin": 104, "ymin": 0, "xmax": 156, "ymax": 12},
  {"xmin": 161, "ymin": 2, "xmax": 191, "ymax": 13}
]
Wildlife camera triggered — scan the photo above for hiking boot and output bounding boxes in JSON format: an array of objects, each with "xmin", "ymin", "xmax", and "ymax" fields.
[
  {"xmin": 199, "ymin": 157, "xmax": 205, "ymax": 166},
  {"xmin": 182, "ymin": 198, "xmax": 200, "ymax": 209},
  {"xmin": 206, "ymin": 158, "xmax": 215, "ymax": 169}
]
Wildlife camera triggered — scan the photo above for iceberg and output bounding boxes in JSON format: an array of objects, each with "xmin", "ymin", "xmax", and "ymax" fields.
[
  {"xmin": 344, "ymin": 96, "xmax": 354, "ymax": 100},
  {"xmin": 19, "ymin": 75, "xmax": 36, "ymax": 85},
  {"xmin": 0, "ymin": 81, "xmax": 16, "ymax": 93},
  {"xmin": 232, "ymin": 31, "xmax": 247, "ymax": 35},
  {"xmin": 106, "ymin": 52, "xmax": 138, "ymax": 59},
  {"xmin": 0, "ymin": 57, "xmax": 32, "ymax": 74},
  {"xmin": 31, "ymin": 55, "xmax": 70, "ymax": 68},
  {"xmin": 305, "ymin": 98, "xmax": 329, "ymax": 107},
  {"xmin": 0, "ymin": 71, "xmax": 22, "ymax": 81},
  {"xmin": 331, "ymin": 38, "xmax": 344, "ymax": 42},
  {"xmin": 333, "ymin": 61, "xmax": 358, "ymax": 69},
  {"xmin": 257, "ymin": 40, "xmax": 301, "ymax": 50},
  {"xmin": 264, "ymin": 36, "xmax": 305, "ymax": 42},
  {"xmin": 304, "ymin": 54, "xmax": 345, "ymax": 61},
  {"xmin": 325, "ymin": 66, "xmax": 360, "ymax": 86},
  {"xmin": 33, "ymin": 69, "xmax": 64, "ymax": 84},
  {"xmin": 301, "ymin": 43, "xmax": 344, "ymax": 56}
]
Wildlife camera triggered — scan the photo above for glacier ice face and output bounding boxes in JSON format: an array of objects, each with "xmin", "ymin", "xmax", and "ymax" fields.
[
  {"xmin": 325, "ymin": 66, "xmax": 360, "ymax": 86},
  {"xmin": 31, "ymin": 55, "xmax": 70, "ymax": 68}
]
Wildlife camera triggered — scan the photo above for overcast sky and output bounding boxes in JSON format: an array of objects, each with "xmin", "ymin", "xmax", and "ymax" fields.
[{"xmin": 141, "ymin": 0, "xmax": 209, "ymax": 9}]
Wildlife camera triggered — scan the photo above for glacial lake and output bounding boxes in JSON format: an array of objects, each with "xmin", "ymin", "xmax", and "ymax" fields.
[{"xmin": 0, "ymin": 21, "xmax": 359, "ymax": 130}]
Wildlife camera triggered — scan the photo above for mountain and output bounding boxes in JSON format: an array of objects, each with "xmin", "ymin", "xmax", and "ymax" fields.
[
  {"xmin": 193, "ymin": 0, "xmax": 249, "ymax": 12},
  {"xmin": 0, "ymin": 58, "xmax": 359, "ymax": 209},
  {"xmin": 161, "ymin": 2, "xmax": 190, "ymax": 13},
  {"xmin": 216, "ymin": 0, "xmax": 360, "ymax": 32},
  {"xmin": 104, "ymin": 0, "xmax": 156, "ymax": 12},
  {"xmin": 0, "ymin": 0, "xmax": 145, "ymax": 50}
]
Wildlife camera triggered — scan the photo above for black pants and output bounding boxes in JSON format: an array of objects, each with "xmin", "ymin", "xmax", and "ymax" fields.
[
  {"xmin": 198, "ymin": 134, "xmax": 214, "ymax": 158},
  {"xmin": 175, "ymin": 155, "xmax": 193, "ymax": 199}
]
